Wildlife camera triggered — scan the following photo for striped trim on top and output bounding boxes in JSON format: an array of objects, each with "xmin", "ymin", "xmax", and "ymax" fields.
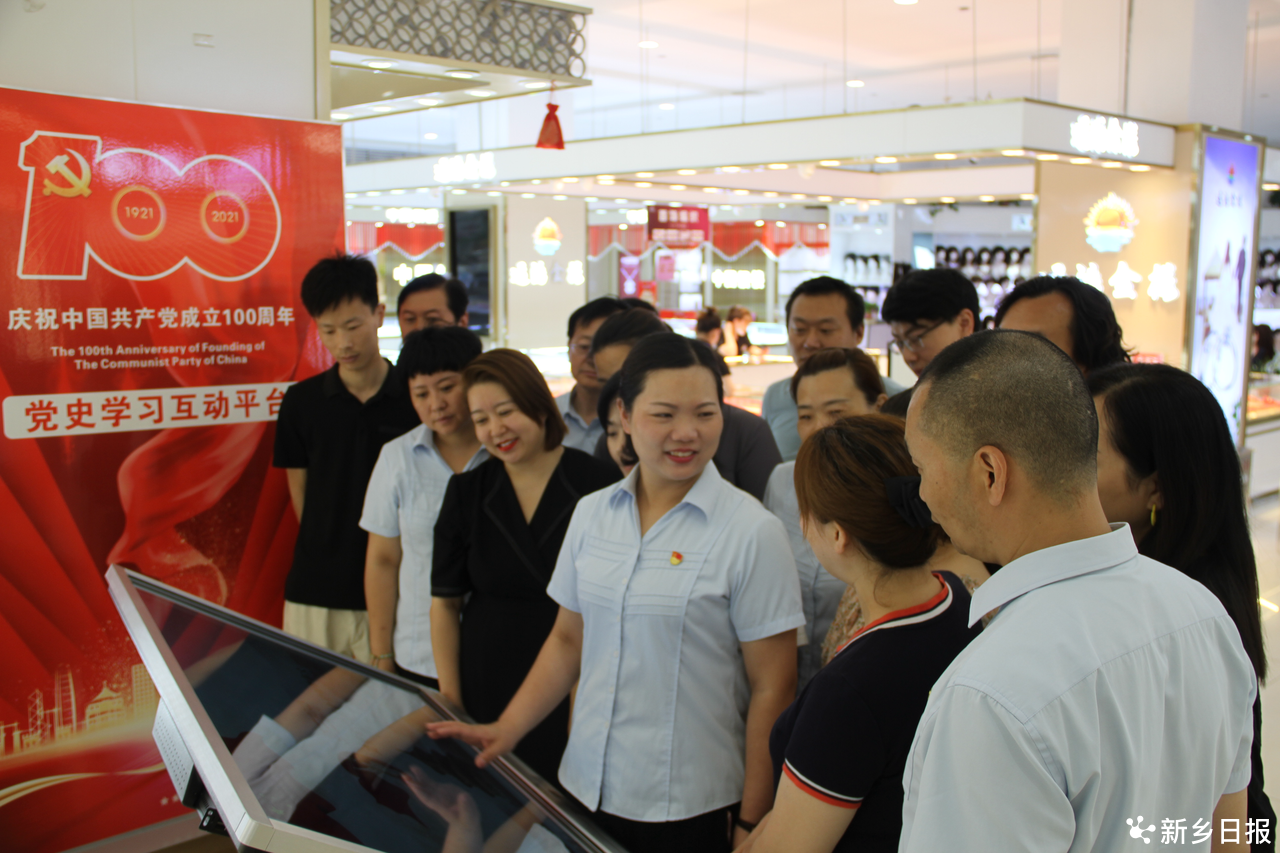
[
  {"xmin": 784, "ymin": 760, "xmax": 864, "ymax": 809},
  {"xmin": 835, "ymin": 573, "xmax": 954, "ymax": 658}
]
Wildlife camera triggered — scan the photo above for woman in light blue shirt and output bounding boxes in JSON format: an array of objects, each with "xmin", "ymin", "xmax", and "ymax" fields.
[{"xmin": 428, "ymin": 333, "xmax": 804, "ymax": 853}]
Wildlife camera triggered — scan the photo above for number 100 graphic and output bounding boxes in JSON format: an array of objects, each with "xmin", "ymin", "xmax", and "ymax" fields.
[{"xmin": 17, "ymin": 131, "xmax": 282, "ymax": 282}]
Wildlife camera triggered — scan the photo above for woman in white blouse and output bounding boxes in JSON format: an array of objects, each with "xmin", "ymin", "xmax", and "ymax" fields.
[{"xmin": 428, "ymin": 333, "xmax": 804, "ymax": 853}]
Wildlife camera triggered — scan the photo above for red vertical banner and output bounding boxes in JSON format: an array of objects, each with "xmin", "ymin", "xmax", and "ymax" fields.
[{"xmin": 0, "ymin": 86, "xmax": 343, "ymax": 852}]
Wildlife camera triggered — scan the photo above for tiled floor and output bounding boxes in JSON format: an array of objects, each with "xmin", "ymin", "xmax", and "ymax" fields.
[{"xmin": 1251, "ymin": 494, "xmax": 1280, "ymax": 785}]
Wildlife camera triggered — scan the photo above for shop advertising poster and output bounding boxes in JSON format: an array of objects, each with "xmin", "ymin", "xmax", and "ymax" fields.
[
  {"xmin": 0, "ymin": 86, "xmax": 343, "ymax": 852},
  {"xmin": 1188, "ymin": 135, "xmax": 1262, "ymax": 445}
]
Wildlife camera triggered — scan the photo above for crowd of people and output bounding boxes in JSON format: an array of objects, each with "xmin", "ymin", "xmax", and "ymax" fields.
[{"xmin": 271, "ymin": 253, "xmax": 1271, "ymax": 853}]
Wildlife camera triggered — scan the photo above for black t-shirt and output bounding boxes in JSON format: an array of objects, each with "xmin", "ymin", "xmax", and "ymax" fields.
[
  {"xmin": 272, "ymin": 361, "xmax": 418, "ymax": 609},
  {"xmin": 769, "ymin": 572, "xmax": 981, "ymax": 853}
]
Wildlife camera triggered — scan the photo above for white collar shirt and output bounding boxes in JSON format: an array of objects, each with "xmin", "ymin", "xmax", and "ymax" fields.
[
  {"xmin": 547, "ymin": 463, "xmax": 805, "ymax": 821},
  {"xmin": 899, "ymin": 524, "xmax": 1256, "ymax": 853},
  {"xmin": 359, "ymin": 424, "xmax": 487, "ymax": 677},
  {"xmin": 556, "ymin": 389, "xmax": 604, "ymax": 454}
]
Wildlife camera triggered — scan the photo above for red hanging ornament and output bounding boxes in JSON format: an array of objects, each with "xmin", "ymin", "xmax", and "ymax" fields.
[{"xmin": 536, "ymin": 83, "xmax": 564, "ymax": 150}]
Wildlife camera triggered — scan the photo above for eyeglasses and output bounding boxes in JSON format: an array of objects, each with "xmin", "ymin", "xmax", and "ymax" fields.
[
  {"xmin": 568, "ymin": 342, "xmax": 593, "ymax": 356},
  {"xmin": 889, "ymin": 319, "xmax": 947, "ymax": 354}
]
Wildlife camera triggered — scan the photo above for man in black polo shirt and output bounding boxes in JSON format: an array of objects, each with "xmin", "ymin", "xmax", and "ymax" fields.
[{"xmin": 273, "ymin": 253, "xmax": 419, "ymax": 660}]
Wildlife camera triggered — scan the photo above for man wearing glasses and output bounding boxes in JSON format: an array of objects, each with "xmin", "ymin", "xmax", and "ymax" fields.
[
  {"xmin": 881, "ymin": 268, "xmax": 981, "ymax": 377},
  {"xmin": 762, "ymin": 276, "xmax": 905, "ymax": 461},
  {"xmin": 556, "ymin": 297, "xmax": 626, "ymax": 452}
]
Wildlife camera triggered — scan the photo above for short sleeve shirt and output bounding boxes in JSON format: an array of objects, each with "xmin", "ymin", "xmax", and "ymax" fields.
[
  {"xmin": 556, "ymin": 389, "xmax": 604, "ymax": 454},
  {"xmin": 273, "ymin": 361, "xmax": 419, "ymax": 609},
  {"xmin": 359, "ymin": 424, "xmax": 487, "ymax": 678},
  {"xmin": 769, "ymin": 573, "xmax": 979, "ymax": 853},
  {"xmin": 546, "ymin": 463, "xmax": 805, "ymax": 821}
]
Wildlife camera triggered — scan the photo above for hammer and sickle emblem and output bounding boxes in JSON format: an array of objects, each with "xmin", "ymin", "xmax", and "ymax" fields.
[{"xmin": 42, "ymin": 149, "xmax": 92, "ymax": 198}]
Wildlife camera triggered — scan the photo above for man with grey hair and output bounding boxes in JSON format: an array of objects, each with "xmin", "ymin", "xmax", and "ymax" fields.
[{"xmin": 900, "ymin": 330, "xmax": 1256, "ymax": 852}]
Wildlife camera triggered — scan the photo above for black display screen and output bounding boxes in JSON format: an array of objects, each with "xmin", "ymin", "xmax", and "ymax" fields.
[{"xmin": 449, "ymin": 209, "xmax": 491, "ymax": 337}]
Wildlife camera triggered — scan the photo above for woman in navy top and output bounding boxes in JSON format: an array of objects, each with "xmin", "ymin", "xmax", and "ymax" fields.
[{"xmin": 744, "ymin": 415, "xmax": 981, "ymax": 853}]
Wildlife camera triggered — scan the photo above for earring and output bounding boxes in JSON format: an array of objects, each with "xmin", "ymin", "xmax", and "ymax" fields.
[{"xmin": 1150, "ymin": 505, "xmax": 1158, "ymax": 527}]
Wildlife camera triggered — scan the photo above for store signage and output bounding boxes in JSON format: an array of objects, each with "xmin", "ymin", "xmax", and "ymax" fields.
[
  {"xmin": 508, "ymin": 259, "xmax": 584, "ymax": 287},
  {"xmin": 533, "ymin": 217, "xmax": 563, "ymax": 256},
  {"xmin": 392, "ymin": 261, "xmax": 448, "ymax": 285},
  {"xmin": 1070, "ymin": 114, "xmax": 1140, "ymax": 159},
  {"xmin": 648, "ymin": 204, "xmax": 709, "ymax": 248},
  {"xmin": 712, "ymin": 268, "xmax": 766, "ymax": 290},
  {"xmin": 386, "ymin": 207, "xmax": 440, "ymax": 225},
  {"xmin": 1083, "ymin": 192, "xmax": 1138, "ymax": 253},
  {"xmin": 1048, "ymin": 260, "xmax": 1180, "ymax": 303},
  {"xmin": 432, "ymin": 151, "xmax": 496, "ymax": 184}
]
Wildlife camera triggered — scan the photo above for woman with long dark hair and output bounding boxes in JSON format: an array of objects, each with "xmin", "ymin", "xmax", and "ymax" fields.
[{"xmin": 1088, "ymin": 363, "xmax": 1273, "ymax": 850}]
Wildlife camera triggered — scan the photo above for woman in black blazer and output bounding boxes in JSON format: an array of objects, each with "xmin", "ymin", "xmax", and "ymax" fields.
[{"xmin": 430, "ymin": 349, "xmax": 619, "ymax": 784}]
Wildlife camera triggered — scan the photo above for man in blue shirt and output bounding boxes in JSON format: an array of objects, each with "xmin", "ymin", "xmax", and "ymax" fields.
[
  {"xmin": 900, "ymin": 330, "xmax": 1255, "ymax": 851},
  {"xmin": 556, "ymin": 297, "xmax": 625, "ymax": 453},
  {"xmin": 761, "ymin": 277, "xmax": 904, "ymax": 461}
]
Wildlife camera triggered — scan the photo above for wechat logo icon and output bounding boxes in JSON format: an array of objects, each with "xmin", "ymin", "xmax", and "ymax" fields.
[{"xmin": 1127, "ymin": 816, "xmax": 1156, "ymax": 843}]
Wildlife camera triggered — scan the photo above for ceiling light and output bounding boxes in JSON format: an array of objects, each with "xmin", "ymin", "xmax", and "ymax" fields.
[
  {"xmin": 1001, "ymin": 149, "xmax": 1028, "ymax": 157},
  {"xmin": 585, "ymin": 196, "xmax": 599, "ymax": 201},
  {"xmin": 423, "ymin": 132, "xmax": 438, "ymax": 140},
  {"xmin": 345, "ymin": 192, "xmax": 357, "ymax": 198},
  {"xmin": 331, "ymin": 112, "xmax": 352, "ymax": 120},
  {"xmin": 979, "ymin": 195, "xmax": 995, "ymax": 201},
  {"xmin": 642, "ymin": 200, "xmax": 655, "ymax": 205},
  {"xmin": 659, "ymin": 103, "xmax": 676, "ymax": 110},
  {"xmin": 818, "ymin": 196, "xmax": 833, "ymax": 201},
  {"xmin": 791, "ymin": 193, "xmax": 806, "ymax": 199},
  {"xmin": 733, "ymin": 189, "xmax": 750, "ymax": 195},
  {"xmin": 776, "ymin": 221, "xmax": 787, "ymax": 227},
  {"xmin": 639, "ymin": 40, "xmax": 659, "ymax": 49},
  {"xmin": 1020, "ymin": 193, "xmax": 1036, "ymax": 200},
  {"xmin": 598, "ymin": 175, "xmax": 616, "ymax": 181},
  {"xmin": 894, "ymin": 0, "xmax": 919, "ymax": 4},
  {"xmin": 843, "ymin": 198, "xmax": 858, "ymax": 203},
  {"xmin": 416, "ymin": 187, "xmax": 431, "ymax": 192},
  {"xmin": 778, "ymin": 203, "xmax": 787, "ymax": 208},
  {"xmin": 935, "ymin": 153, "xmax": 957, "ymax": 160},
  {"xmin": 619, "ymin": 223, "xmax": 629, "ymax": 230},
  {"xmin": 677, "ymin": 169, "xmax": 697, "ymax": 175},
  {"xmin": 375, "ymin": 222, "xmax": 384, "ymax": 227},
  {"xmin": 940, "ymin": 196, "xmax": 956, "ymax": 203},
  {"xmin": 846, "ymin": 79, "xmax": 865, "ymax": 88},
  {"xmin": 389, "ymin": 189, "xmax": 406, "ymax": 195},
  {"xmin": 447, "ymin": 70, "xmax": 479, "ymax": 79},
  {"xmin": 1129, "ymin": 165, "xmax": 1151, "ymax": 172},
  {"xmin": 531, "ymin": 179, "xmax": 542, "ymax": 184},
  {"xmin": 868, "ymin": 200, "xmax": 882, "ymax": 205},
  {"xmin": 1101, "ymin": 161, "xmax": 1123, "ymax": 168},
  {"xmin": 670, "ymin": 202, "xmax": 683, "ymax": 207},
  {"xmin": 467, "ymin": 89, "xmax": 495, "ymax": 97},
  {"xmin": 670, "ymin": 184, "xmax": 686, "ymax": 190},
  {"xmin": 451, "ymin": 189, "xmax": 466, "ymax": 194},
  {"xmin": 636, "ymin": 172, "xmax": 655, "ymax": 178},
  {"xmin": 721, "ymin": 166, "xmax": 742, "ymax": 173},
  {"xmin": 1265, "ymin": 183, "xmax": 1280, "ymax": 191},
  {"xmin": 499, "ymin": 182, "xmax": 510, "ymax": 187},
  {"xmin": 819, "ymin": 160, "xmax": 841, "ymax": 167},
  {"xmin": 487, "ymin": 191, "xmax": 501, "ymax": 196},
  {"xmin": 763, "ymin": 191, "xmax": 779, "ymax": 197},
  {"xmin": 614, "ymin": 199, "xmax": 628, "ymax": 203},
  {"xmin": 903, "ymin": 198, "xmax": 917, "ymax": 204},
  {"xmin": 766, "ymin": 163, "xmax": 788, "ymax": 170},
  {"xmin": 417, "ymin": 98, "xmax": 441, "ymax": 107},
  {"xmin": 522, "ymin": 80, "xmax": 551, "ymax": 89},
  {"xmin": 598, "ymin": 179, "xmax": 616, "ymax": 185},
  {"xmin": 365, "ymin": 191, "xmax": 381, "ymax": 196},
  {"xmin": 370, "ymin": 106, "xmax": 394, "ymax": 112},
  {"xmin": 1036, "ymin": 153, "xmax": 1059, "ymax": 161},
  {"xmin": 346, "ymin": 220, "xmax": 352, "ymax": 225},
  {"xmin": 364, "ymin": 60, "xmax": 397, "ymax": 69},
  {"xmin": 553, "ymin": 195, "xmax": 568, "ymax": 200},
  {"xmin": 521, "ymin": 193, "xmax": 536, "ymax": 198},
  {"xmin": 563, "ymin": 177, "xmax": 579, "ymax": 183},
  {"xmin": 1070, "ymin": 157, "xmax": 1092, "ymax": 165},
  {"xmin": 703, "ymin": 187, "xmax": 719, "ymax": 193},
  {"xmin": 874, "ymin": 156, "xmax": 897, "ymax": 163},
  {"xmin": 754, "ymin": 219, "xmax": 765, "ymax": 226},
  {"xmin": 636, "ymin": 181, "xmax": 653, "ymax": 188}
]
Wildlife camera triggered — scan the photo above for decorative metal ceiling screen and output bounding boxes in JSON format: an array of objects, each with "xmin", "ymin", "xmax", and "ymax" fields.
[{"xmin": 331, "ymin": 0, "xmax": 588, "ymax": 78}]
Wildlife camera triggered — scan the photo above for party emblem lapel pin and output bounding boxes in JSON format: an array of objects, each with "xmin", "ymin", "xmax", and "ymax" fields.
[{"xmin": 670, "ymin": 551, "xmax": 683, "ymax": 565}]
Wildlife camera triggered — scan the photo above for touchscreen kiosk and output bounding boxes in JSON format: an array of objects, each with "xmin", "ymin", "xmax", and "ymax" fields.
[{"xmin": 106, "ymin": 565, "xmax": 624, "ymax": 853}]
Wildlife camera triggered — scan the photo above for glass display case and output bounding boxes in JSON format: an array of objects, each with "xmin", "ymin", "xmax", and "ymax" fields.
[
  {"xmin": 1247, "ymin": 372, "xmax": 1280, "ymax": 424},
  {"xmin": 106, "ymin": 566, "xmax": 624, "ymax": 853}
]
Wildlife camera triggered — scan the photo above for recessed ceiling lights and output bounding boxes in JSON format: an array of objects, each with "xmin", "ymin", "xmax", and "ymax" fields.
[
  {"xmin": 658, "ymin": 103, "xmax": 675, "ymax": 110},
  {"xmin": 1101, "ymin": 161, "xmax": 1123, "ymax": 168},
  {"xmin": 346, "ymin": 220, "xmax": 352, "ymax": 225},
  {"xmin": 375, "ymin": 222, "xmax": 384, "ymax": 227},
  {"xmin": 979, "ymin": 195, "xmax": 995, "ymax": 201},
  {"xmin": 417, "ymin": 99, "xmax": 441, "ymax": 107},
  {"xmin": 636, "ymin": 172, "xmax": 655, "ymax": 178},
  {"xmin": 521, "ymin": 193, "xmax": 536, "ymax": 198},
  {"xmin": 416, "ymin": 187, "xmax": 431, "ymax": 192},
  {"xmin": 499, "ymin": 182, "xmax": 510, "ymax": 187},
  {"xmin": 345, "ymin": 192, "xmax": 357, "ymax": 198},
  {"xmin": 894, "ymin": 0, "xmax": 918, "ymax": 5},
  {"xmin": 585, "ymin": 196, "xmax": 599, "ymax": 201},
  {"xmin": 451, "ymin": 189, "xmax": 466, "ymax": 194},
  {"xmin": 1070, "ymin": 157, "xmax": 1092, "ymax": 164},
  {"xmin": 638, "ymin": 40, "xmax": 659, "ymax": 49},
  {"xmin": 364, "ymin": 60, "xmax": 397, "ymax": 69},
  {"xmin": 766, "ymin": 163, "xmax": 788, "ymax": 170},
  {"xmin": 1001, "ymin": 149, "xmax": 1028, "ymax": 157},
  {"xmin": 487, "ymin": 191, "xmax": 501, "ymax": 196},
  {"xmin": 733, "ymin": 189, "xmax": 750, "ymax": 195},
  {"xmin": 843, "ymin": 198, "xmax": 858, "ymax": 203},
  {"xmin": 598, "ymin": 175, "xmax": 616, "ymax": 181},
  {"xmin": 874, "ymin": 156, "xmax": 897, "ymax": 163},
  {"xmin": 670, "ymin": 202, "xmax": 683, "ymax": 207},
  {"xmin": 846, "ymin": 79, "xmax": 865, "ymax": 88},
  {"xmin": 721, "ymin": 166, "xmax": 742, "ymax": 173},
  {"xmin": 818, "ymin": 223, "xmax": 827, "ymax": 230},
  {"xmin": 370, "ymin": 106, "xmax": 394, "ymax": 112},
  {"xmin": 819, "ymin": 160, "xmax": 841, "ymax": 167},
  {"xmin": 389, "ymin": 189, "xmax": 406, "ymax": 195},
  {"xmin": 763, "ymin": 191, "xmax": 779, "ymax": 197},
  {"xmin": 643, "ymin": 200, "xmax": 656, "ymax": 205},
  {"xmin": 670, "ymin": 184, "xmax": 687, "ymax": 190},
  {"xmin": 754, "ymin": 219, "xmax": 765, "ymax": 226},
  {"xmin": 818, "ymin": 195, "xmax": 833, "ymax": 201},
  {"xmin": 467, "ymin": 89, "xmax": 495, "ymax": 97},
  {"xmin": 935, "ymin": 153, "xmax": 958, "ymax": 160},
  {"xmin": 677, "ymin": 169, "xmax": 697, "ymax": 175},
  {"xmin": 636, "ymin": 181, "xmax": 653, "ymax": 188},
  {"xmin": 423, "ymin": 132, "xmax": 438, "ymax": 140},
  {"xmin": 614, "ymin": 198, "xmax": 628, "ymax": 203},
  {"xmin": 940, "ymin": 196, "xmax": 956, "ymax": 203},
  {"xmin": 619, "ymin": 223, "xmax": 629, "ymax": 230},
  {"xmin": 868, "ymin": 200, "xmax": 882, "ymax": 205},
  {"xmin": 553, "ymin": 194, "xmax": 568, "ymax": 200},
  {"xmin": 903, "ymin": 198, "xmax": 917, "ymax": 204},
  {"xmin": 1036, "ymin": 153, "xmax": 1059, "ymax": 161},
  {"xmin": 563, "ymin": 177, "xmax": 579, "ymax": 183},
  {"xmin": 531, "ymin": 179, "xmax": 542, "ymax": 184},
  {"xmin": 365, "ymin": 191, "xmax": 381, "ymax": 196},
  {"xmin": 1265, "ymin": 183, "xmax": 1280, "ymax": 191},
  {"xmin": 776, "ymin": 221, "xmax": 787, "ymax": 227},
  {"xmin": 1129, "ymin": 165, "xmax": 1152, "ymax": 172},
  {"xmin": 703, "ymin": 187, "xmax": 721, "ymax": 193},
  {"xmin": 598, "ymin": 179, "xmax": 616, "ymax": 186},
  {"xmin": 331, "ymin": 112, "xmax": 352, "ymax": 120},
  {"xmin": 447, "ymin": 70, "xmax": 479, "ymax": 79},
  {"xmin": 1020, "ymin": 193, "xmax": 1037, "ymax": 200},
  {"xmin": 522, "ymin": 80, "xmax": 551, "ymax": 89},
  {"xmin": 791, "ymin": 193, "xmax": 806, "ymax": 199}
]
